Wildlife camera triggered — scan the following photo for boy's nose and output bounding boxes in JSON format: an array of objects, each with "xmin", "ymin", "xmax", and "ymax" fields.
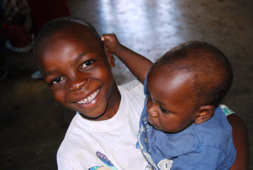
[
  {"xmin": 147, "ymin": 104, "xmax": 158, "ymax": 118},
  {"xmin": 147, "ymin": 97, "xmax": 158, "ymax": 118},
  {"xmin": 68, "ymin": 77, "xmax": 89, "ymax": 91}
]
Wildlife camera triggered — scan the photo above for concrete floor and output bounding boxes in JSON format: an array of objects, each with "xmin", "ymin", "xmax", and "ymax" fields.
[{"xmin": 0, "ymin": 0, "xmax": 252, "ymax": 169}]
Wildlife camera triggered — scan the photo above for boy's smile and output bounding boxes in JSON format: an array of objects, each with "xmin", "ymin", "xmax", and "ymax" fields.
[
  {"xmin": 146, "ymin": 66, "xmax": 200, "ymax": 133},
  {"xmin": 37, "ymin": 24, "xmax": 120, "ymax": 120}
]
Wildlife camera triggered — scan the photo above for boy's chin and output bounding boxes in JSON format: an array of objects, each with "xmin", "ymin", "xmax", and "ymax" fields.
[
  {"xmin": 77, "ymin": 103, "xmax": 109, "ymax": 121},
  {"xmin": 79, "ymin": 111, "xmax": 106, "ymax": 120}
]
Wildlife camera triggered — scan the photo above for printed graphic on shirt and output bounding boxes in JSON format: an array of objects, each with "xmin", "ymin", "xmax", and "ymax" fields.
[
  {"xmin": 136, "ymin": 140, "xmax": 140, "ymax": 149},
  {"xmin": 89, "ymin": 166, "xmax": 110, "ymax": 170},
  {"xmin": 157, "ymin": 159, "xmax": 173, "ymax": 170},
  {"xmin": 220, "ymin": 104, "xmax": 235, "ymax": 116},
  {"xmin": 88, "ymin": 152, "xmax": 117, "ymax": 170}
]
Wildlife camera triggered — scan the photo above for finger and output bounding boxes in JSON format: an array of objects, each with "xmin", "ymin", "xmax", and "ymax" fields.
[
  {"xmin": 101, "ymin": 35, "xmax": 111, "ymax": 41},
  {"xmin": 101, "ymin": 34, "xmax": 110, "ymax": 41},
  {"xmin": 102, "ymin": 33, "xmax": 116, "ymax": 39},
  {"xmin": 102, "ymin": 36, "xmax": 114, "ymax": 44},
  {"xmin": 102, "ymin": 38, "xmax": 111, "ymax": 45},
  {"xmin": 101, "ymin": 36, "xmax": 111, "ymax": 42}
]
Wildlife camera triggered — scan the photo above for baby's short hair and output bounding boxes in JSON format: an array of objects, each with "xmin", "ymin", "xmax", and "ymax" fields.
[
  {"xmin": 153, "ymin": 41, "xmax": 233, "ymax": 108},
  {"xmin": 33, "ymin": 17, "xmax": 101, "ymax": 55}
]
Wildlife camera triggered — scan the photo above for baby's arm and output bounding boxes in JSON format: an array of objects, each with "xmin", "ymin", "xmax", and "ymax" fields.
[{"xmin": 101, "ymin": 34, "xmax": 153, "ymax": 84}]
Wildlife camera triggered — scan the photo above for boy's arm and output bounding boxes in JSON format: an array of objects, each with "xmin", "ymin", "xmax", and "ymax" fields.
[
  {"xmin": 101, "ymin": 34, "xmax": 153, "ymax": 84},
  {"xmin": 227, "ymin": 114, "xmax": 249, "ymax": 170}
]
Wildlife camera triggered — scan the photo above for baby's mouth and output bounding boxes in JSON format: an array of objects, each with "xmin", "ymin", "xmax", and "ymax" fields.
[{"xmin": 77, "ymin": 89, "xmax": 100, "ymax": 104}]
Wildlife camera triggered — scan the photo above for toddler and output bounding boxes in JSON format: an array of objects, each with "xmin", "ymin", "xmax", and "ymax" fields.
[{"xmin": 102, "ymin": 34, "xmax": 237, "ymax": 170}]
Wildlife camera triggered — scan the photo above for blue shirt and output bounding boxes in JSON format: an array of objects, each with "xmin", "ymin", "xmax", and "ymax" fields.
[{"xmin": 137, "ymin": 77, "xmax": 236, "ymax": 170}]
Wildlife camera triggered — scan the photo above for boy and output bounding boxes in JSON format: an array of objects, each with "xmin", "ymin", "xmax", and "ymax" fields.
[
  {"xmin": 101, "ymin": 34, "xmax": 237, "ymax": 169},
  {"xmin": 33, "ymin": 17, "xmax": 149, "ymax": 170},
  {"xmin": 33, "ymin": 17, "xmax": 246, "ymax": 170}
]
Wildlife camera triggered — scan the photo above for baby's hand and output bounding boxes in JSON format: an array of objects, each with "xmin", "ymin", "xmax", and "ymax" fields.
[{"xmin": 101, "ymin": 33, "xmax": 123, "ymax": 54}]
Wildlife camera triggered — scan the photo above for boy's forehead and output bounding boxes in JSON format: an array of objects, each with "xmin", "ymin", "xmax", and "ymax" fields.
[
  {"xmin": 50, "ymin": 24, "xmax": 100, "ymax": 46},
  {"xmin": 148, "ymin": 66, "xmax": 198, "ymax": 105},
  {"xmin": 36, "ymin": 24, "xmax": 105, "ymax": 70},
  {"xmin": 149, "ymin": 65, "xmax": 198, "ymax": 94},
  {"xmin": 149, "ymin": 66, "xmax": 193, "ymax": 84},
  {"xmin": 37, "ymin": 24, "xmax": 103, "ymax": 58}
]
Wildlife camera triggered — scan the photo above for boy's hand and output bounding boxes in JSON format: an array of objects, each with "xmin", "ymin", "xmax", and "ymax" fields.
[
  {"xmin": 102, "ymin": 33, "xmax": 152, "ymax": 84},
  {"xmin": 101, "ymin": 34, "xmax": 123, "ymax": 54}
]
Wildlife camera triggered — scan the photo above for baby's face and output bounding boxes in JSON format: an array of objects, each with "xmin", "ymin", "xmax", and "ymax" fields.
[
  {"xmin": 37, "ymin": 25, "xmax": 119, "ymax": 120},
  {"xmin": 146, "ymin": 66, "xmax": 199, "ymax": 133}
]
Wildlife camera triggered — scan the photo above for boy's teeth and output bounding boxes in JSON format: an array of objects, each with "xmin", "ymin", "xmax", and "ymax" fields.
[{"xmin": 77, "ymin": 89, "xmax": 100, "ymax": 104}]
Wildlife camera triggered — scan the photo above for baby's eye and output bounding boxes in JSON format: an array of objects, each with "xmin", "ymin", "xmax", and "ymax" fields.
[
  {"xmin": 81, "ymin": 60, "xmax": 94, "ymax": 69},
  {"xmin": 160, "ymin": 106, "xmax": 171, "ymax": 114},
  {"xmin": 51, "ymin": 77, "xmax": 64, "ymax": 86}
]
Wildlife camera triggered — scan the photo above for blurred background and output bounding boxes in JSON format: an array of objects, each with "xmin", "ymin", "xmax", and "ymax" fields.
[{"xmin": 0, "ymin": 0, "xmax": 252, "ymax": 169}]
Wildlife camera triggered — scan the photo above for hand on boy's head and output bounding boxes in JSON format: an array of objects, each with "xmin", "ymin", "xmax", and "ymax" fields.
[{"xmin": 101, "ymin": 33, "xmax": 122, "ymax": 54}]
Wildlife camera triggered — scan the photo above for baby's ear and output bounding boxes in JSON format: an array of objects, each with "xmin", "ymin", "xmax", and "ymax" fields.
[
  {"xmin": 195, "ymin": 105, "xmax": 215, "ymax": 124},
  {"xmin": 103, "ymin": 44, "xmax": 115, "ymax": 67}
]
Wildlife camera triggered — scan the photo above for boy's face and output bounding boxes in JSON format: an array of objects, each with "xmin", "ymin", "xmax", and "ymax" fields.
[
  {"xmin": 37, "ymin": 24, "xmax": 120, "ymax": 120},
  {"xmin": 146, "ymin": 66, "xmax": 199, "ymax": 133}
]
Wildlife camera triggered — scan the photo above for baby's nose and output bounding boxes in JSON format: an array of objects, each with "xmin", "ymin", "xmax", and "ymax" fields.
[{"xmin": 147, "ymin": 105, "xmax": 158, "ymax": 118}]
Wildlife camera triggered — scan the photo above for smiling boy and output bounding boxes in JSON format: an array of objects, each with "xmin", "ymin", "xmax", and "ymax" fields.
[
  {"xmin": 34, "ymin": 17, "xmax": 150, "ymax": 169},
  {"xmin": 34, "ymin": 17, "xmax": 248, "ymax": 170},
  {"xmin": 35, "ymin": 20, "xmax": 119, "ymax": 121}
]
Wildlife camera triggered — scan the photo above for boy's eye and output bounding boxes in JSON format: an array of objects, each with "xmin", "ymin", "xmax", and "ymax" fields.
[
  {"xmin": 160, "ymin": 106, "xmax": 170, "ymax": 114},
  {"xmin": 81, "ymin": 60, "xmax": 94, "ymax": 69},
  {"xmin": 51, "ymin": 76, "xmax": 64, "ymax": 86}
]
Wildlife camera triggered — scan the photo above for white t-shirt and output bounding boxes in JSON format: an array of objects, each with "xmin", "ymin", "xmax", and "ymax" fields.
[{"xmin": 57, "ymin": 80, "xmax": 149, "ymax": 170}]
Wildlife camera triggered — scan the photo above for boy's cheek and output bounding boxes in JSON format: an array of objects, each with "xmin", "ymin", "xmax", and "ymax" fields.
[{"xmin": 51, "ymin": 91, "xmax": 66, "ymax": 105}]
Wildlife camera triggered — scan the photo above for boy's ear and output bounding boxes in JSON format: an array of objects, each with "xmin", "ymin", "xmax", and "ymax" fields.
[
  {"xmin": 195, "ymin": 105, "xmax": 215, "ymax": 124},
  {"xmin": 103, "ymin": 44, "xmax": 115, "ymax": 67}
]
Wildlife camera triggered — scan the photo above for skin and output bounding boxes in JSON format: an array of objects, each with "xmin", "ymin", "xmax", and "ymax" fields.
[
  {"xmin": 227, "ymin": 114, "xmax": 249, "ymax": 170},
  {"xmin": 101, "ymin": 34, "xmax": 152, "ymax": 83},
  {"xmin": 36, "ymin": 24, "xmax": 121, "ymax": 120},
  {"xmin": 146, "ymin": 66, "xmax": 207, "ymax": 133}
]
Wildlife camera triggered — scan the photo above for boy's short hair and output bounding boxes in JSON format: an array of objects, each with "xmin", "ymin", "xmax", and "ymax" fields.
[
  {"xmin": 153, "ymin": 41, "xmax": 233, "ymax": 108},
  {"xmin": 33, "ymin": 17, "xmax": 101, "ymax": 55}
]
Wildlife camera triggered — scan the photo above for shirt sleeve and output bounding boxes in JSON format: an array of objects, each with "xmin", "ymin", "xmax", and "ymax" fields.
[{"xmin": 170, "ymin": 146, "xmax": 233, "ymax": 170}]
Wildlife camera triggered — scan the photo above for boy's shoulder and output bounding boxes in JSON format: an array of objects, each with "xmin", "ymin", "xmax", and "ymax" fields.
[{"xmin": 118, "ymin": 79, "xmax": 145, "ymax": 101}]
